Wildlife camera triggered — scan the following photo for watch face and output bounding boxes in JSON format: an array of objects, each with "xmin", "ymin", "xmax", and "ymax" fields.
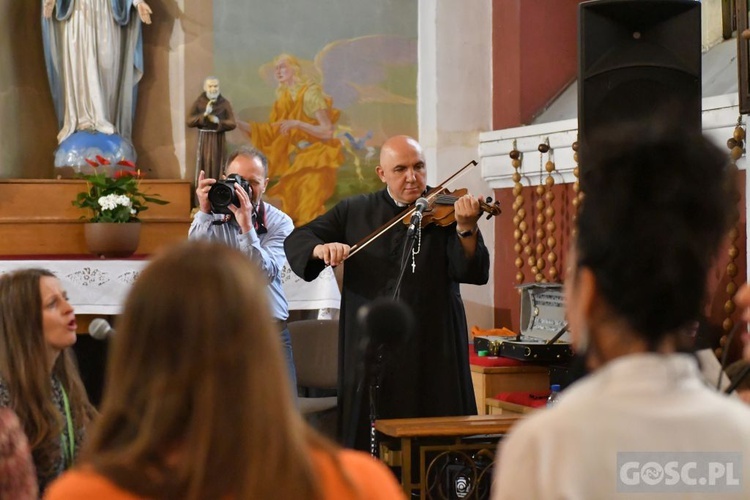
[{"xmin": 457, "ymin": 227, "xmax": 476, "ymax": 238}]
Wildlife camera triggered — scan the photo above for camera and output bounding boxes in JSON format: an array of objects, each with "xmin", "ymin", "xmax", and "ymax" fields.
[{"xmin": 208, "ymin": 173, "xmax": 252, "ymax": 214}]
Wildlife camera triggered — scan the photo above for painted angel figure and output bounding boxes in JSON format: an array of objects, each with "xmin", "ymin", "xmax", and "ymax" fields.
[{"xmin": 239, "ymin": 35, "xmax": 416, "ymax": 226}]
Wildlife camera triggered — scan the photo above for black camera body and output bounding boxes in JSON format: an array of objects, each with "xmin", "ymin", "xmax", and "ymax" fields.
[{"xmin": 208, "ymin": 173, "xmax": 252, "ymax": 214}]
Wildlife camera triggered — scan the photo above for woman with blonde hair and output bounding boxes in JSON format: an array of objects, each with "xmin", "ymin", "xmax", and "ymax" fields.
[
  {"xmin": 0, "ymin": 268, "xmax": 96, "ymax": 494},
  {"xmin": 46, "ymin": 240, "xmax": 404, "ymax": 499},
  {"xmin": 241, "ymin": 51, "xmax": 344, "ymax": 225}
]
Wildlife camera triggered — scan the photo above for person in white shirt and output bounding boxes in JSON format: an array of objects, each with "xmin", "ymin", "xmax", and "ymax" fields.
[{"xmin": 492, "ymin": 121, "xmax": 750, "ymax": 500}]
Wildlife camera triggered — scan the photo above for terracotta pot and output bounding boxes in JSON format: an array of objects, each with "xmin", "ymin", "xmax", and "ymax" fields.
[{"xmin": 84, "ymin": 222, "xmax": 141, "ymax": 258}]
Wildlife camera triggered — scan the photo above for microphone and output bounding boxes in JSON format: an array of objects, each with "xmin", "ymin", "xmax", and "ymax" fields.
[
  {"xmin": 357, "ymin": 298, "xmax": 416, "ymax": 371},
  {"xmin": 406, "ymin": 197, "xmax": 429, "ymax": 237},
  {"xmin": 353, "ymin": 298, "xmax": 416, "ymax": 455},
  {"xmin": 88, "ymin": 318, "xmax": 115, "ymax": 340}
]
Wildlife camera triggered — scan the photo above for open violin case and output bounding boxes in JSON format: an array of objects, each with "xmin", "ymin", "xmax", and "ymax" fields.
[{"xmin": 498, "ymin": 283, "xmax": 573, "ymax": 364}]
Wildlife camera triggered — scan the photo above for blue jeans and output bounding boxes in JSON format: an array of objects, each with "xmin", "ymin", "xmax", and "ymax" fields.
[{"xmin": 279, "ymin": 326, "xmax": 297, "ymax": 397}]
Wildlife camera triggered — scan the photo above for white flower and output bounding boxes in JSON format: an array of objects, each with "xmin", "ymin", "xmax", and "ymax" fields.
[{"xmin": 98, "ymin": 194, "xmax": 133, "ymax": 211}]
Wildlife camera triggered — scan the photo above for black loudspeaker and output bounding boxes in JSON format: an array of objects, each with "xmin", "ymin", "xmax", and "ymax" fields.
[{"xmin": 578, "ymin": 0, "xmax": 701, "ymax": 151}]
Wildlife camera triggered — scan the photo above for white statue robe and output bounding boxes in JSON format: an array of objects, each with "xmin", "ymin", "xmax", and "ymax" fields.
[{"xmin": 42, "ymin": 0, "xmax": 143, "ymax": 143}]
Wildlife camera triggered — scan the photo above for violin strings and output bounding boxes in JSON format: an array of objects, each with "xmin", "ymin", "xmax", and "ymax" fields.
[{"xmin": 434, "ymin": 195, "xmax": 459, "ymax": 204}]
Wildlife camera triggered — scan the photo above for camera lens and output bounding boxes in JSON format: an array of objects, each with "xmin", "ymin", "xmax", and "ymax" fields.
[
  {"xmin": 208, "ymin": 182, "xmax": 237, "ymax": 214},
  {"xmin": 209, "ymin": 183, "xmax": 233, "ymax": 206}
]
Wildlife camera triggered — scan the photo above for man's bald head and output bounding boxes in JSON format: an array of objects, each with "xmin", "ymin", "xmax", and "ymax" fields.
[
  {"xmin": 379, "ymin": 135, "xmax": 423, "ymax": 166},
  {"xmin": 376, "ymin": 135, "xmax": 427, "ymax": 205}
]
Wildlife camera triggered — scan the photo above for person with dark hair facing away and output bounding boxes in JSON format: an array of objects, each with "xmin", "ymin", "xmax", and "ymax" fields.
[
  {"xmin": 492, "ymin": 123, "xmax": 750, "ymax": 499},
  {"xmin": 0, "ymin": 269, "xmax": 96, "ymax": 494},
  {"xmin": 189, "ymin": 146, "xmax": 297, "ymax": 391},
  {"xmin": 45, "ymin": 241, "xmax": 405, "ymax": 500}
]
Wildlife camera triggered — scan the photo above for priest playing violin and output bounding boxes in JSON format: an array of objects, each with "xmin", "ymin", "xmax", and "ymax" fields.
[{"xmin": 284, "ymin": 135, "xmax": 490, "ymax": 452}]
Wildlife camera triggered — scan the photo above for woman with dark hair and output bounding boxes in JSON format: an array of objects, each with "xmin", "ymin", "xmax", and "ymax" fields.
[
  {"xmin": 0, "ymin": 269, "xmax": 96, "ymax": 494},
  {"xmin": 492, "ymin": 123, "xmax": 750, "ymax": 499},
  {"xmin": 46, "ymin": 241, "xmax": 404, "ymax": 500}
]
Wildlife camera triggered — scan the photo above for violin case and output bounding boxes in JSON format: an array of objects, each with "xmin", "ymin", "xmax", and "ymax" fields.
[{"xmin": 498, "ymin": 283, "xmax": 573, "ymax": 365}]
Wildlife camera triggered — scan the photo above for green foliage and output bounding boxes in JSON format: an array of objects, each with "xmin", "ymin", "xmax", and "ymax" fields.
[{"xmin": 72, "ymin": 171, "xmax": 169, "ymax": 223}]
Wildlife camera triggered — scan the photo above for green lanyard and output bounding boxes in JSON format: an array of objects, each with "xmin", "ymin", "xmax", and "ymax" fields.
[{"xmin": 59, "ymin": 385, "xmax": 75, "ymax": 468}]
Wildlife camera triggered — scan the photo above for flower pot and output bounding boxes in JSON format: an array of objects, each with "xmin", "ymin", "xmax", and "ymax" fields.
[{"xmin": 84, "ymin": 222, "xmax": 141, "ymax": 258}]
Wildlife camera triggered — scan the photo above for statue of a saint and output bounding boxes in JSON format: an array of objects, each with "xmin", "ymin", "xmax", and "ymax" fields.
[{"xmin": 187, "ymin": 77, "xmax": 237, "ymax": 182}]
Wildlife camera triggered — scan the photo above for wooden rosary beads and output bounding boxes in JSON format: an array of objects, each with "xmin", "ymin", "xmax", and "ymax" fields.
[{"xmin": 718, "ymin": 120, "xmax": 745, "ymax": 359}]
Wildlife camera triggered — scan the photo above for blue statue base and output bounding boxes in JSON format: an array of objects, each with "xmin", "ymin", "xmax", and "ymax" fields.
[{"xmin": 54, "ymin": 131, "xmax": 137, "ymax": 177}]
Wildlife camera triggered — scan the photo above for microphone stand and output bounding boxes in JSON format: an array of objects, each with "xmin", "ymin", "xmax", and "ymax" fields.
[
  {"xmin": 342, "ymin": 339, "xmax": 385, "ymax": 454},
  {"xmin": 392, "ymin": 224, "xmax": 419, "ymax": 301},
  {"xmin": 369, "ymin": 346, "xmax": 385, "ymax": 457},
  {"xmin": 341, "ymin": 333, "xmax": 370, "ymax": 450}
]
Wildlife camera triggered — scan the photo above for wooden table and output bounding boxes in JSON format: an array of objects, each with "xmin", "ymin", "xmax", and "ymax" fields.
[
  {"xmin": 486, "ymin": 397, "xmax": 540, "ymax": 416},
  {"xmin": 376, "ymin": 414, "xmax": 522, "ymax": 499},
  {"xmin": 470, "ymin": 363, "xmax": 549, "ymax": 414}
]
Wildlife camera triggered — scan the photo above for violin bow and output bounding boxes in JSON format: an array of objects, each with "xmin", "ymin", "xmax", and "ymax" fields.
[{"xmin": 345, "ymin": 160, "xmax": 478, "ymax": 260}]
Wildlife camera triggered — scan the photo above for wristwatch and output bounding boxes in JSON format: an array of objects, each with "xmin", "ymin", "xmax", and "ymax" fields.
[{"xmin": 456, "ymin": 226, "xmax": 478, "ymax": 238}]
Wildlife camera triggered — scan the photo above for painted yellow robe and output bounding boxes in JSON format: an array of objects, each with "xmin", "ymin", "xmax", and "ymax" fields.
[{"xmin": 249, "ymin": 82, "xmax": 343, "ymax": 226}]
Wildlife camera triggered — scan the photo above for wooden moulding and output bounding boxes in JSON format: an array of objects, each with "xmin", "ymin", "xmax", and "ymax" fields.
[
  {"xmin": 0, "ymin": 179, "xmax": 191, "ymax": 221},
  {"xmin": 0, "ymin": 179, "xmax": 193, "ymax": 255},
  {"xmin": 374, "ymin": 414, "xmax": 522, "ymax": 438}
]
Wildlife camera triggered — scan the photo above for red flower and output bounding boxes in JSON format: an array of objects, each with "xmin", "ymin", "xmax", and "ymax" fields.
[
  {"xmin": 95, "ymin": 155, "xmax": 111, "ymax": 165},
  {"xmin": 117, "ymin": 159, "xmax": 137, "ymax": 169},
  {"xmin": 85, "ymin": 158, "xmax": 99, "ymax": 167},
  {"xmin": 114, "ymin": 170, "xmax": 135, "ymax": 179}
]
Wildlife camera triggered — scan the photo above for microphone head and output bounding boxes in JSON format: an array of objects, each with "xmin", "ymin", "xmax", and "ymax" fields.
[
  {"xmin": 357, "ymin": 298, "xmax": 416, "ymax": 351},
  {"xmin": 415, "ymin": 197, "xmax": 429, "ymax": 212},
  {"xmin": 88, "ymin": 318, "xmax": 113, "ymax": 340}
]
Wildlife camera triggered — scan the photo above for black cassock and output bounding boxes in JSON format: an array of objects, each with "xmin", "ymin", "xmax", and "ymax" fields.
[{"xmin": 285, "ymin": 188, "xmax": 489, "ymax": 451}]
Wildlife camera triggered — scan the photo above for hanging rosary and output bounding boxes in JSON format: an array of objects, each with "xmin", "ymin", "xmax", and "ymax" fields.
[{"xmin": 411, "ymin": 212, "xmax": 423, "ymax": 273}]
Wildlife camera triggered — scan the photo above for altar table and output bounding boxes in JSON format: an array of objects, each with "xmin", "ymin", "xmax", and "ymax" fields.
[{"xmin": 0, "ymin": 258, "xmax": 340, "ymax": 315}]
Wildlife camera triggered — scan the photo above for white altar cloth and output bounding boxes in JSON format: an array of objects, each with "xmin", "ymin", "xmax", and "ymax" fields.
[{"xmin": 0, "ymin": 259, "xmax": 340, "ymax": 315}]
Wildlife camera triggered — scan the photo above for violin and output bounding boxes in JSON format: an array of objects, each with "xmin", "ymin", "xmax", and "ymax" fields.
[
  {"xmin": 400, "ymin": 187, "xmax": 502, "ymax": 228},
  {"xmin": 346, "ymin": 159, "xmax": 499, "ymax": 260}
]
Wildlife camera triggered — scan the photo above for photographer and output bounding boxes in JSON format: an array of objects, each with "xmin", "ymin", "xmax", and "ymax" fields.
[{"xmin": 189, "ymin": 146, "xmax": 296, "ymax": 391}]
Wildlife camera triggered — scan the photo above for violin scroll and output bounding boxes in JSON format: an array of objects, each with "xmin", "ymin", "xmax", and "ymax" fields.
[{"xmin": 480, "ymin": 196, "xmax": 502, "ymax": 220}]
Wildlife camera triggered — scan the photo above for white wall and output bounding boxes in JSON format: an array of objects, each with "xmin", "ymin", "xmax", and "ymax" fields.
[
  {"xmin": 702, "ymin": 0, "xmax": 725, "ymax": 52},
  {"xmin": 419, "ymin": 0, "xmax": 495, "ymax": 330},
  {"xmin": 479, "ymin": 93, "xmax": 749, "ymax": 277}
]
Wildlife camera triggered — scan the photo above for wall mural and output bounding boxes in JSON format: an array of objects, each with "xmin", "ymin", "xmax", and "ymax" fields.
[{"xmin": 214, "ymin": 1, "xmax": 417, "ymax": 226}]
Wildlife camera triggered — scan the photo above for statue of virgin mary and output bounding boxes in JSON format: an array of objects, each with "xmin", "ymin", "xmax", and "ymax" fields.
[{"xmin": 41, "ymin": 0, "xmax": 152, "ymax": 170}]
